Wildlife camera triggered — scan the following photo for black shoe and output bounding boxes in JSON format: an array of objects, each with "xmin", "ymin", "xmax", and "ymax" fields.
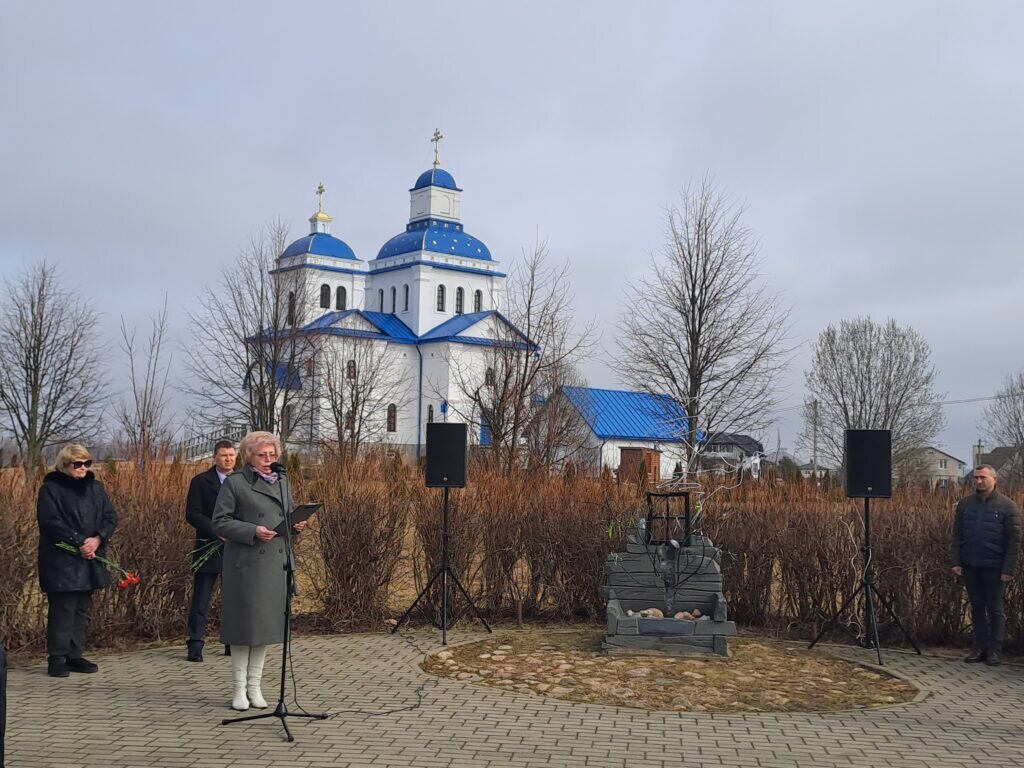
[
  {"xmin": 965, "ymin": 649, "xmax": 987, "ymax": 663},
  {"xmin": 224, "ymin": 645, "xmax": 231, "ymax": 657},
  {"xmin": 66, "ymin": 657, "xmax": 98, "ymax": 673},
  {"xmin": 47, "ymin": 659, "xmax": 70, "ymax": 678},
  {"xmin": 187, "ymin": 650, "xmax": 203, "ymax": 662},
  {"xmin": 986, "ymin": 651, "xmax": 1002, "ymax": 667}
]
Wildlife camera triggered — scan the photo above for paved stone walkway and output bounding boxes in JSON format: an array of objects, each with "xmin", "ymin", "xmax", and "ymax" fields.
[{"xmin": 5, "ymin": 632, "xmax": 1023, "ymax": 768}]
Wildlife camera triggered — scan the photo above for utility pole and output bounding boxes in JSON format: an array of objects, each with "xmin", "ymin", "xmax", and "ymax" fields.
[{"xmin": 812, "ymin": 399, "xmax": 819, "ymax": 482}]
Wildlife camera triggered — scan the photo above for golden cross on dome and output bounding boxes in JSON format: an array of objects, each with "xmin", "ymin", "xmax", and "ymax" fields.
[
  {"xmin": 316, "ymin": 182, "xmax": 326, "ymax": 212},
  {"xmin": 431, "ymin": 128, "xmax": 444, "ymax": 168}
]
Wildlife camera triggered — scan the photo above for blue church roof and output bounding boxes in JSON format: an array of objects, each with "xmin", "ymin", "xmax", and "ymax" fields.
[
  {"xmin": 280, "ymin": 233, "xmax": 358, "ymax": 261},
  {"xmin": 299, "ymin": 310, "xmax": 418, "ymax": 343},
  {"xmin": 412, "ymin": 167, "xmax": 460, "ymax": 191},
  {"xmin": 561, "ymin": 387, "xmax": 690, "ymax": 442},
  {"xmin": 376, "ymin": 218, "xmax": 492, "ymax": 261}
]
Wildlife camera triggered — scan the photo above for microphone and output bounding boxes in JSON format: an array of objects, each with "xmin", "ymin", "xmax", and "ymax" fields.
[{"xmin": 270, "ymin": 461, "xmax": 287, "ymax": 475}]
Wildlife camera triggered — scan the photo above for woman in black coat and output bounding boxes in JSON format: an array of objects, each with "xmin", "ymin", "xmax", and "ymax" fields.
[{"xmin": 36, "ymin": 444, "xmax": 118, "ymax": 678}]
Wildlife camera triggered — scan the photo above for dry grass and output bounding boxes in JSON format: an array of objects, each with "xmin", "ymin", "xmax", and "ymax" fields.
[
  {"xmin": 2, "ymin": 458, "xmax": 1021, "ymax": 656},
  {"xmin": 422, "ymin": 627, "xmax": 917, "ymax": 713}
]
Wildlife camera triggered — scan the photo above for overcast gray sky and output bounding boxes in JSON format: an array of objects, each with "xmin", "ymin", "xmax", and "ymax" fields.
[{"xmin": 2, "ymin": 1, "xmax": 1022, "ymax": 462}]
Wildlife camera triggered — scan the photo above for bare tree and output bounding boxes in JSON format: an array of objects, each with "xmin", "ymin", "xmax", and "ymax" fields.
[
  {"xmin": 0, "ymin": 262, "xmax": 107, "ymax": 477},
  {"xmin": 112, "ymin": 297, "xmax": 175, "ymax": 471},
  {"xmin": 183, "ymin": 222, "xmax": 317, "ymax": 444},
  {"xmin": 616, "ymin": 177, "xmax": 792, "ymax": 469},
  {"xmin": 800, "ymin": 317, "xmax": 946, "ymax": 477},
  {"xmin": 981, "ymin": 371, "xmax": 1024, "ymax": 484},
  {"xmin": 317, "ymin": 335, "xmax": 412, "ymax": 458},
  {"xmin": 446, "ymin": 239, "xmax": 596, "ymax": 473}
]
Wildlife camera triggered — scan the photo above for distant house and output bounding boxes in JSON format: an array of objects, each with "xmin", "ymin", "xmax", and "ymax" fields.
[
  {"xmin": 560, "ymin": 386, "xmax": 690, "ymax": 482},
  {"xmin": 973, "ymin": 445, "xmax": 1023, "ymax": 484},
  {"xmin": 798, "ymin": 461, "xmax": 837, "ymax": 480},
  {"xmin": 903, "ymin": 446, "xmax": 966, "ymax": 489},
  {"xmin": 701, "ymin": 433, "xmax": 765, "ymax": 477}
]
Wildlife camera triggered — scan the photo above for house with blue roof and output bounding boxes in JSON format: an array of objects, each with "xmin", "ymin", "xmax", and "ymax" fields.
[
  {"xmin": 270, "ymin": 135, "xmax": 530, "ymax": 457},
  {"xmin": 559, "ymin": 386, "xmax": 691, "ymax": 480}
]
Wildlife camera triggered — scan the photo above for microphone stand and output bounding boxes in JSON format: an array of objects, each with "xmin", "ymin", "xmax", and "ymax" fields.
[{"xmin": 221, "ymin": 468, "xmax": 327, "ymax": 742}]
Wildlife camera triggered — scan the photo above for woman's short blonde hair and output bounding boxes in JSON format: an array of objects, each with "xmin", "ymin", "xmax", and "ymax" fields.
[
  {"xmin": 238, "ymin": 431, "xmax": 282, "ymax": 464},
  {"xmin": 55, "ymin": 444, "xmax": 92, "ymax": 475}
]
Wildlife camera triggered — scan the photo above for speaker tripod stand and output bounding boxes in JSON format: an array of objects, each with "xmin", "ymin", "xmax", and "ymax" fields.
[
  {"xmin": 809, "ymin": 497, "xmax": 922, "ymax": 665},
  {"xmin": 392, "ymin": 487, "xmax": 491, "ymax": 644}
]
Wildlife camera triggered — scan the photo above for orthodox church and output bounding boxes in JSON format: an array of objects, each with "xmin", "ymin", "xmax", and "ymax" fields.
[{"xmin": 273, "ymin": 133, "xmax": 525, "ymax": 458}]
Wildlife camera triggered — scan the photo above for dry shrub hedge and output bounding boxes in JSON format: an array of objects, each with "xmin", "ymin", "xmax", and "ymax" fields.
[{"xmin": 1, "ymin": 461, "xmax": 1021, "ymax": 654}]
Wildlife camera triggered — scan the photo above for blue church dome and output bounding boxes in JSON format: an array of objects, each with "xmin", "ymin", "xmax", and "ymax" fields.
[
  {"xmin": 280, "ymin": 232, "xmax": 358, "ymax": 261},
  {"xmin": 412, "ymin": 167, "xmax": 461, "ymax": 191},
  {"xmin": 376, "ymin": 218, "xmax": 491, "ymax": 261}
]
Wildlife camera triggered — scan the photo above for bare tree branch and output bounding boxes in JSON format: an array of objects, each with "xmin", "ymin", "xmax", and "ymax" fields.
[
  {"xmin": 182, "ymin": 221, "xmax": 318, "ymax": 444},
  {"xmin": 799, "ymin": 316, "xmax": 946, "ymax": 478},
  {"xmin": 445, "ymin": 239, "xmax": 597, "ymax": 473},
  {"xmin": 616, "ymin": 177, "xmax": 792, "ymax": 469},
  {"xmin": 0, "ymin": 262, "xmax": 108, "ymax": 477},
  {"xmin": 315, "ymin": 335, "xmax": 413, "ymax": 458},
  {"xmin": 112, "ymin": 296, "xmax": 175, "ymax": 471},
  {"xmin": 981, "ymin": 371, "xmax": 1024, "ymax": 484}
]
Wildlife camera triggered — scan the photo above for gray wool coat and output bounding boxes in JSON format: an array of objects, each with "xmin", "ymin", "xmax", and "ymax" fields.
[{"xmin": 212, "ymin": 465, "xmax": 295, "ymax": 646}]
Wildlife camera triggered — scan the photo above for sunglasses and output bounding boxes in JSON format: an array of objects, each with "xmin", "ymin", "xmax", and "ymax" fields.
[{"xmin": 71, "ymin": 460, "xmax": 93, "ymax": 469}]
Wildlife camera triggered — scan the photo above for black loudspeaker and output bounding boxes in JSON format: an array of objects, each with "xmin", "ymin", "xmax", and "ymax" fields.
[
  {"xmin": 425, "ymin": 422, "xmax": 467, "ymax": 488},
  {"xmin": 843, "ymin": 429, "xmax": 892, "ymax": 498}
]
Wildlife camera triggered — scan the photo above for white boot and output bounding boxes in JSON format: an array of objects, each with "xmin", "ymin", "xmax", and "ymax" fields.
[
  {"xmin": 246, "ymin": 644, "xmax": 269, "ymax": 709},
  {"xmin": 231, "ymin": 645, "xmax": 250, "ymax": 711}
]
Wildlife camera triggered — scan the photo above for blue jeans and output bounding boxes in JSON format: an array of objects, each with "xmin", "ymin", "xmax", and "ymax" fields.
[{"xmin": 962, "ymin": 566, "xmax": 1007, "ymax": 652}]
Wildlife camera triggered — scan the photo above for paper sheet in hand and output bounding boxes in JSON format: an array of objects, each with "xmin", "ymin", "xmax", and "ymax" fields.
[{"xmin": 274, "ymin": 502, "xmax": 321, "ymax": 537}]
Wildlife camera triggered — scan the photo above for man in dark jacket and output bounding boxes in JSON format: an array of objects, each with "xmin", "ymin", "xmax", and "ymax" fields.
[
  {"xmin": 185, "ymin": 440, "xmax": 236, "ymax": 662},
  {"xmin": 951, "ymin": 464, "xmax": 1022, "ymax": 666}
]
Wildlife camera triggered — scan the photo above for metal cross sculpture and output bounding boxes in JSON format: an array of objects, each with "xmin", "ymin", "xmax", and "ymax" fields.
[{"xmin": 431, "ymin": 128, "xmax": 444, "ymax": 168}]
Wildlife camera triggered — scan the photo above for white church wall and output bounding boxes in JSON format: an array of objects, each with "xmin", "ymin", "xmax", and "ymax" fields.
[{"xmin": 599, "ymin": 439, "xmax": 687, "ymax": 480}]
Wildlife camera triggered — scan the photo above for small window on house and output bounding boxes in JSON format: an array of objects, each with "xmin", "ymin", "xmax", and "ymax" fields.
[
  {"xmin": 387, "ymin": 404, "xmax": 397, "ymax": 432},
  {"xmin": 455, "ymin": 287, "xmax": 465, "ymax": 315},
  {"xmin": 345, "ymin": 409, "xmax": 354, "ymax": 432},
  {"xmin": 390, "ymin": 286, "xmax": 397, "ymax": 314},
  {"xmin": 436, "ymin": 285, "xmax": 446, "ymax": 312},
  {"xmin": 485, "ymin": 367, "xmax": 495, "ymax": 387},
  {"xmin": 473, "ymin": 289, "xmax": 482, "ymax": 313},
  {"xmin": 319, "ymin": 284, "xmax": 331, "ymax": 308},
  {"xmin": 281, "ymin": 404, "xmax": 292, "ymax": 435},
  {"xmin": 939, "ymin": 459, "xmax": 948, "ymax": 469},
  {"xmin": 403, "ymin": 284, "xmax": 409, "ymax": 312},
  {"xmin": 427, "ymin": 404, "xmax": 434, "ymax": 423},
  {"xmin": 287, "ymin": 292, "xmax": 296, "ymax": 326},
  {"xmin": 336, "ymin": 286, "xmax": 347, "ymax": 310},
  {"xmin": 378, "ymin": 289, "xmax": 384, "ymax": 312},
  {"xmin": 346, "ymin": 359, "xmax": 356, "ymax": 380}
]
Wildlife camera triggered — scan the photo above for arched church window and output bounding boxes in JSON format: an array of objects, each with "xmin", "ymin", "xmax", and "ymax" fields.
[
  {"xmin": 473, "ymin": 289, "xmax": 483, "ymax": 313},
  {"xmin": 485, "ymin": 367, "xmax": 495, "ymax": 387},
  {"xmin": 427, "ymin": 404, "xmax": 434, "ymax": 423},
  {"xmin": 455, "ymin": 287, "xmax": 465, "ymax": 315},
  {"xmin": 403, "ymin": 284, "xmax": 409, "ymax": 312},
  {"xmin": 336, "ymin": 286, "xmax": 347, "ymax": 310},
  {"xmin": 345, "ymin": 409, "xmax": 355, "ymax": 432},
  {"xmin": 287, "ymin": 292, "xmax": 296, "ymax": 326},
  {"xmin": 387, "ymin": 404, "xmax": 397, "ymax": 432},
  {"xmin": 378, "ymin": 289, "xmax": 384, "ymax": 312},
  {"xmin": 436, "ymin": 285, "xmax": 446, "ymax": 312},
  {"xmin": 319, "ymin": 284, "xmax": 331, "ymax": 308},
  {"xmin": 346, "ymin": 359, "xmax": 356, "ymax": 380},
  {"xmin": 390, "ymin": 286, "xmax": 397, "ymax": 314}
]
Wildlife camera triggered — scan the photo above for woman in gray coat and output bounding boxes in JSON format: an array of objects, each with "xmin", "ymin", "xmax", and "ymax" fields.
[{"xmin": 212, "ymin": 431, "xmax": 305, "ymax": 711}]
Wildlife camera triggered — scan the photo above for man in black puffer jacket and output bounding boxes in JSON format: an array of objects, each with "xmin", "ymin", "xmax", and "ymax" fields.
[{"xmin": 951, "ymin": 464, "xmax": 1022, "ymax": 666}]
